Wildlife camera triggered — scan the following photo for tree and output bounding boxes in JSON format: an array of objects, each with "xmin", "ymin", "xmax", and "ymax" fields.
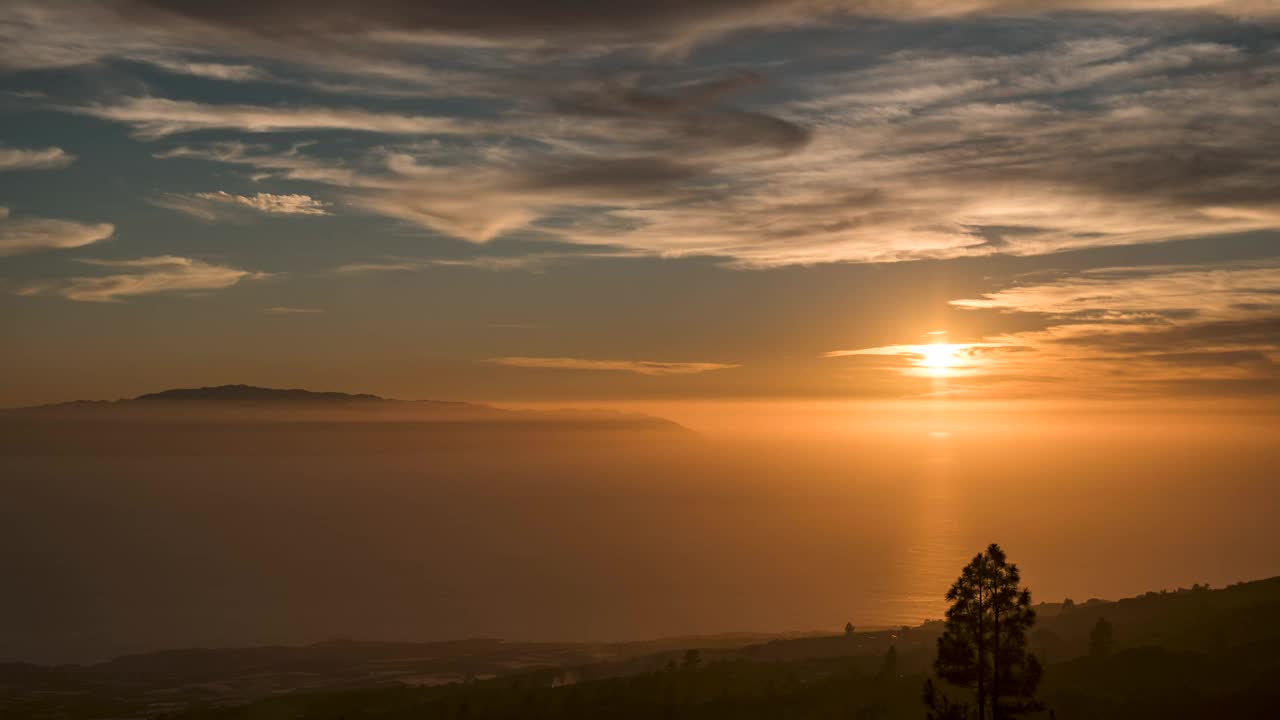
[
  {"xmin": 1061, "ymin": 598, "xmax": 1075, "ymax": 612},
  {"xmin": 682, "ymin": 648, "xmax": 701, "ymax": 670},
  {"xmin": 845, "ymin": 622, "xmax": 855, "ymax": 636},
  {"xmin": 879, "ymin": 645, "xmax": 899, "ymax": 680},
  {"xmin": 1089, "ymin": 617, "xmax": 1114, "ymax": 658},
  {"xmin": 926, "ymin": 543, "xmax": 1042, "ymax": 720},
  {"xmin": 923, "ymin": 678, "xmax": 971, "ymax": 720}
]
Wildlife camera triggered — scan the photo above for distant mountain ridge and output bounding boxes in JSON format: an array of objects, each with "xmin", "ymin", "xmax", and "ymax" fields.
[
  {"xmin": 12, "ymin": 384, "xmax": 478, "ymax": 411},
  {"xmin": 0, "ymin": 385, "xmax": 689, "ymax": 456},
  {"xmin": 135, "ymin": 385, "xmax": 390, "ymax": 404}
]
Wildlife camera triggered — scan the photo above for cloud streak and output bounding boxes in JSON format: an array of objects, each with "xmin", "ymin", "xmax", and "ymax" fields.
[
  {"xmin": 951, "ymin": 263, "xmax": 1280, "ymax": 322},
  {"xmin": 19, "ymin": 256, "xmax": 262, "ymax": 302},
  {"xmin": 262, "ymin": 306, "xmax": 323, "ymax": 314},
  {"xmin": 830, "ymin": 261, "xmax": 1280, "ymax": 397},
  {"xmin": 486, "ymin": 357, "xmax": 740, "ymax": 376},
  {"xmin": 76, "ymin": 98, "xmax": 474, "ymax": 139},
  {"xmin": 0, "ymin": 146, "xmax": 74, "ymax": 170},
  {"xmin": 334, "ymin": 255, "xmax": 563, "ymax": 273},
  {"xmin": 152, "ymin": 191, "xmax": 330, "ymax": 220},
  {"xmin": 0, "ymin": 208, "xmax": 114, "ymax": 257}
]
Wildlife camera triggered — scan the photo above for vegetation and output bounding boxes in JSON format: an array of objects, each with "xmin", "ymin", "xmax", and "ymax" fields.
[
  {"xmin": 682, "ymin": 649, "xmax": 702, "ymax": 670},
  {"xmin": 880, "ymin": 645, "xmax": 900, "ymax": 680},
  {"xmin": 926, "ymin": 544, "xmax": 1042, "ymax": 719},
  {"xmin": 5, "ymin": 572, "xmax": 1280, "ymax": 720},
  {"xmin": 1089, "ymin": 618, "xmax": 1114, "ymax": 658}
]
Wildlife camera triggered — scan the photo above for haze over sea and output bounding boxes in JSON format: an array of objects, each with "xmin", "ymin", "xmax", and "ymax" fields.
[{"xmin": 4, "ymin": 401, "xmax": 1275, "ymax": 665}]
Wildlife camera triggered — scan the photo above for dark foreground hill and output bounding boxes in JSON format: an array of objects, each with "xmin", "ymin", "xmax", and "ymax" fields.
[
  {"xmin": 4, "ymin": 577, "xmax": 1278, "ymax": 720},
  {"xmin": 0, "ymin": 385, "xmax": 688, "ymax": 455}
]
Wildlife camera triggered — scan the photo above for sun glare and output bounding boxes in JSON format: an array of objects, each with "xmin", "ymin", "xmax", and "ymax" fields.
[{"xmin": 921, "ymin": 343, "xmax": 960, "ymax": 372}]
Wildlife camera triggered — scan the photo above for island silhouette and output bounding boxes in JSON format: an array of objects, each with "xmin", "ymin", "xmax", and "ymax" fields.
[{"xmin": 0, "ymin": 384, "xmax": 689, "ymax": 456}]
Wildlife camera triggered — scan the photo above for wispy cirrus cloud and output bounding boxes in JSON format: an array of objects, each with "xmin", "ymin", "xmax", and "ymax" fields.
[
  {"xmin": 18, "ymin": 256, "xmax": 263, "ymax": 303},
  {"xmin": 486, "ymin": 357, "xmax": 740, "ymax": 376},
  {"xmin": 153, "ymin": 143, "xmax": 360, "ymax": 186},
  {"xmin": 89, "ymin": 73, "xmax": 811, "ymax": 244},
  {"xmin": 0, "ymin": 207, "xmax": 113, "ymax": 257},
  {"xmin": 102, "ymin": 29, "xmax": 1279, "ymax": 267},
  {"xmin": 829, "ymin": 262, "xmax": 1280, "ymax": 397},
  {"xmin": 951, "ymin": 263, "xmax": 1280, "ymax": 322},
  {"xmin": 335, "ymin": 255, "xmax": 556, "ymax": 273},
  {"xmin": 151, "ymin": 191, "xmax": 330, "ymax": 221},
  {"xmin": 11, "ymin": 1, "xmax": 1269, "ymax": 75},
  {"xmin": 824, "ymin": 342, "xmax": 1016, "ymax": 376},
  {"xmin": 75, "ymin": 98, "xmax": 474, "ymax": 139},
  {"xmin": 956, "ymin": 262, "xmax": 1280, "ymax": 393},
  {"xmin": 9, "ymin": 4, "xmax": 1280, "ymax": 274},
  {"xmin": 262, "ymin": 306, "xmax": 323, "ymax": 314},
  {"xmin": 0, "ymin": 146, "xmax": 74, "ymax": 170},
  {"xmin": 138, "ymin": 58, "xmax": 266, "ymax": 82}
]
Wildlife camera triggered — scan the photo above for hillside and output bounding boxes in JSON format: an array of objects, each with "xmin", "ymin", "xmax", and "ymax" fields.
[{"xmin": 4, "ymin": 577, "xmax": 1278, "ymax": 719}]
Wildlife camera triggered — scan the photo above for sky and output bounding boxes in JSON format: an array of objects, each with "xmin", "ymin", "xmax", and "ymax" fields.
[{"xmin": 1, "ymin": 0, "xmax": 1279, "ymax": 407}]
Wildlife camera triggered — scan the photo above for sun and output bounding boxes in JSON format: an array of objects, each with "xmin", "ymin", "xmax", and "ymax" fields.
[{"xmin": 921, "ymin": 343, "xmax": 959, "ymax": 372}]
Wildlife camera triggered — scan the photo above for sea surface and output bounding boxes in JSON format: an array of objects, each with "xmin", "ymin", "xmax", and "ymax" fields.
[{"xmin": 3, "ymin": 403, "xmax": 1278, "ymax": 664}]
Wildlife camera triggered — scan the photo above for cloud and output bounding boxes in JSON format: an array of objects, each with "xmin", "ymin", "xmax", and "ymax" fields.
[
  {"xmin": 3, "ymin": 1, "xmax": 1274, "ymax": 87},
  {"xmin": 568, "ymin": 35, "xmax": 1280, "ymax": 266},
  {"xmin": 0, "ymin": 146, "xmax": 75, "ymax": 170},
  {"xmin": 154, "ymin": 143, "xmax": 360, "ymax": 186},
  {"xmin": 102, "ymin": 71, "xmax": 810, "ymax": 244},
  {"xmin": 2, "ymin": 2, "xmax": 1269, "ymax": 76},
  {"xmin": 353, "ymin": 156, "xmax": 713, "ymax": 243},
  {"xmin": 128, "ymin": 28, "xmax": 1279, "ymax": 265},
  {"xmin": 380, "ymin": 75, "xmax": 809, "ymax": 241},
  {"xmin": 196, "ymin": 191, "xmax": 330, "ymax": 215},
  {"xmin": 76, "ymin": 98, "xmax": 474, "ymax": 138},
  {"xmin": 86, "ymin": 2, "xmax": 1280, "ymax": 59},
  {"xmin": 13, "ymin": 4, "xmax": 1280, "ymax": 268},
  {"xmin": 824, "ymin": 343, "xmax": 1010, "ymax": 359},
  {"xmin": 950, "ymin": 262, "xmax": 1280, "ymax": 322},
  {"xmin": 823, "ymin": 342, "xmax": 1020, "ymax": 379},
  {"xmin": 151, "ymin": 191, "xmax": 330, "ymax": 220},
  {"xmin": 485, "ymin": 357, "xmax": 740, "ymax": 375},
  {"xmin": 0, "ymin": 207, "xmax": 114, "ymax": 257},
  {"xmin": 830, "ymin": 261, "xmax": 1280, "ymax": 397},
  {"xmin": 138, "ymin": 58, "xmax": 266, "ymax": 82},
  {"xmin": 335, "ymin": 255, "xmax": 558, "ymax": 273},
  {"xmin": 547, "ymin": 73, "xmax": 812, "ymax": 157},
  {"xmin": 18, "ymin": 256, "xmax": 262, "ymax": 302},
  {"xmin": 262, "ymin": 306, "xmax": 323, "ymax": 314}
]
